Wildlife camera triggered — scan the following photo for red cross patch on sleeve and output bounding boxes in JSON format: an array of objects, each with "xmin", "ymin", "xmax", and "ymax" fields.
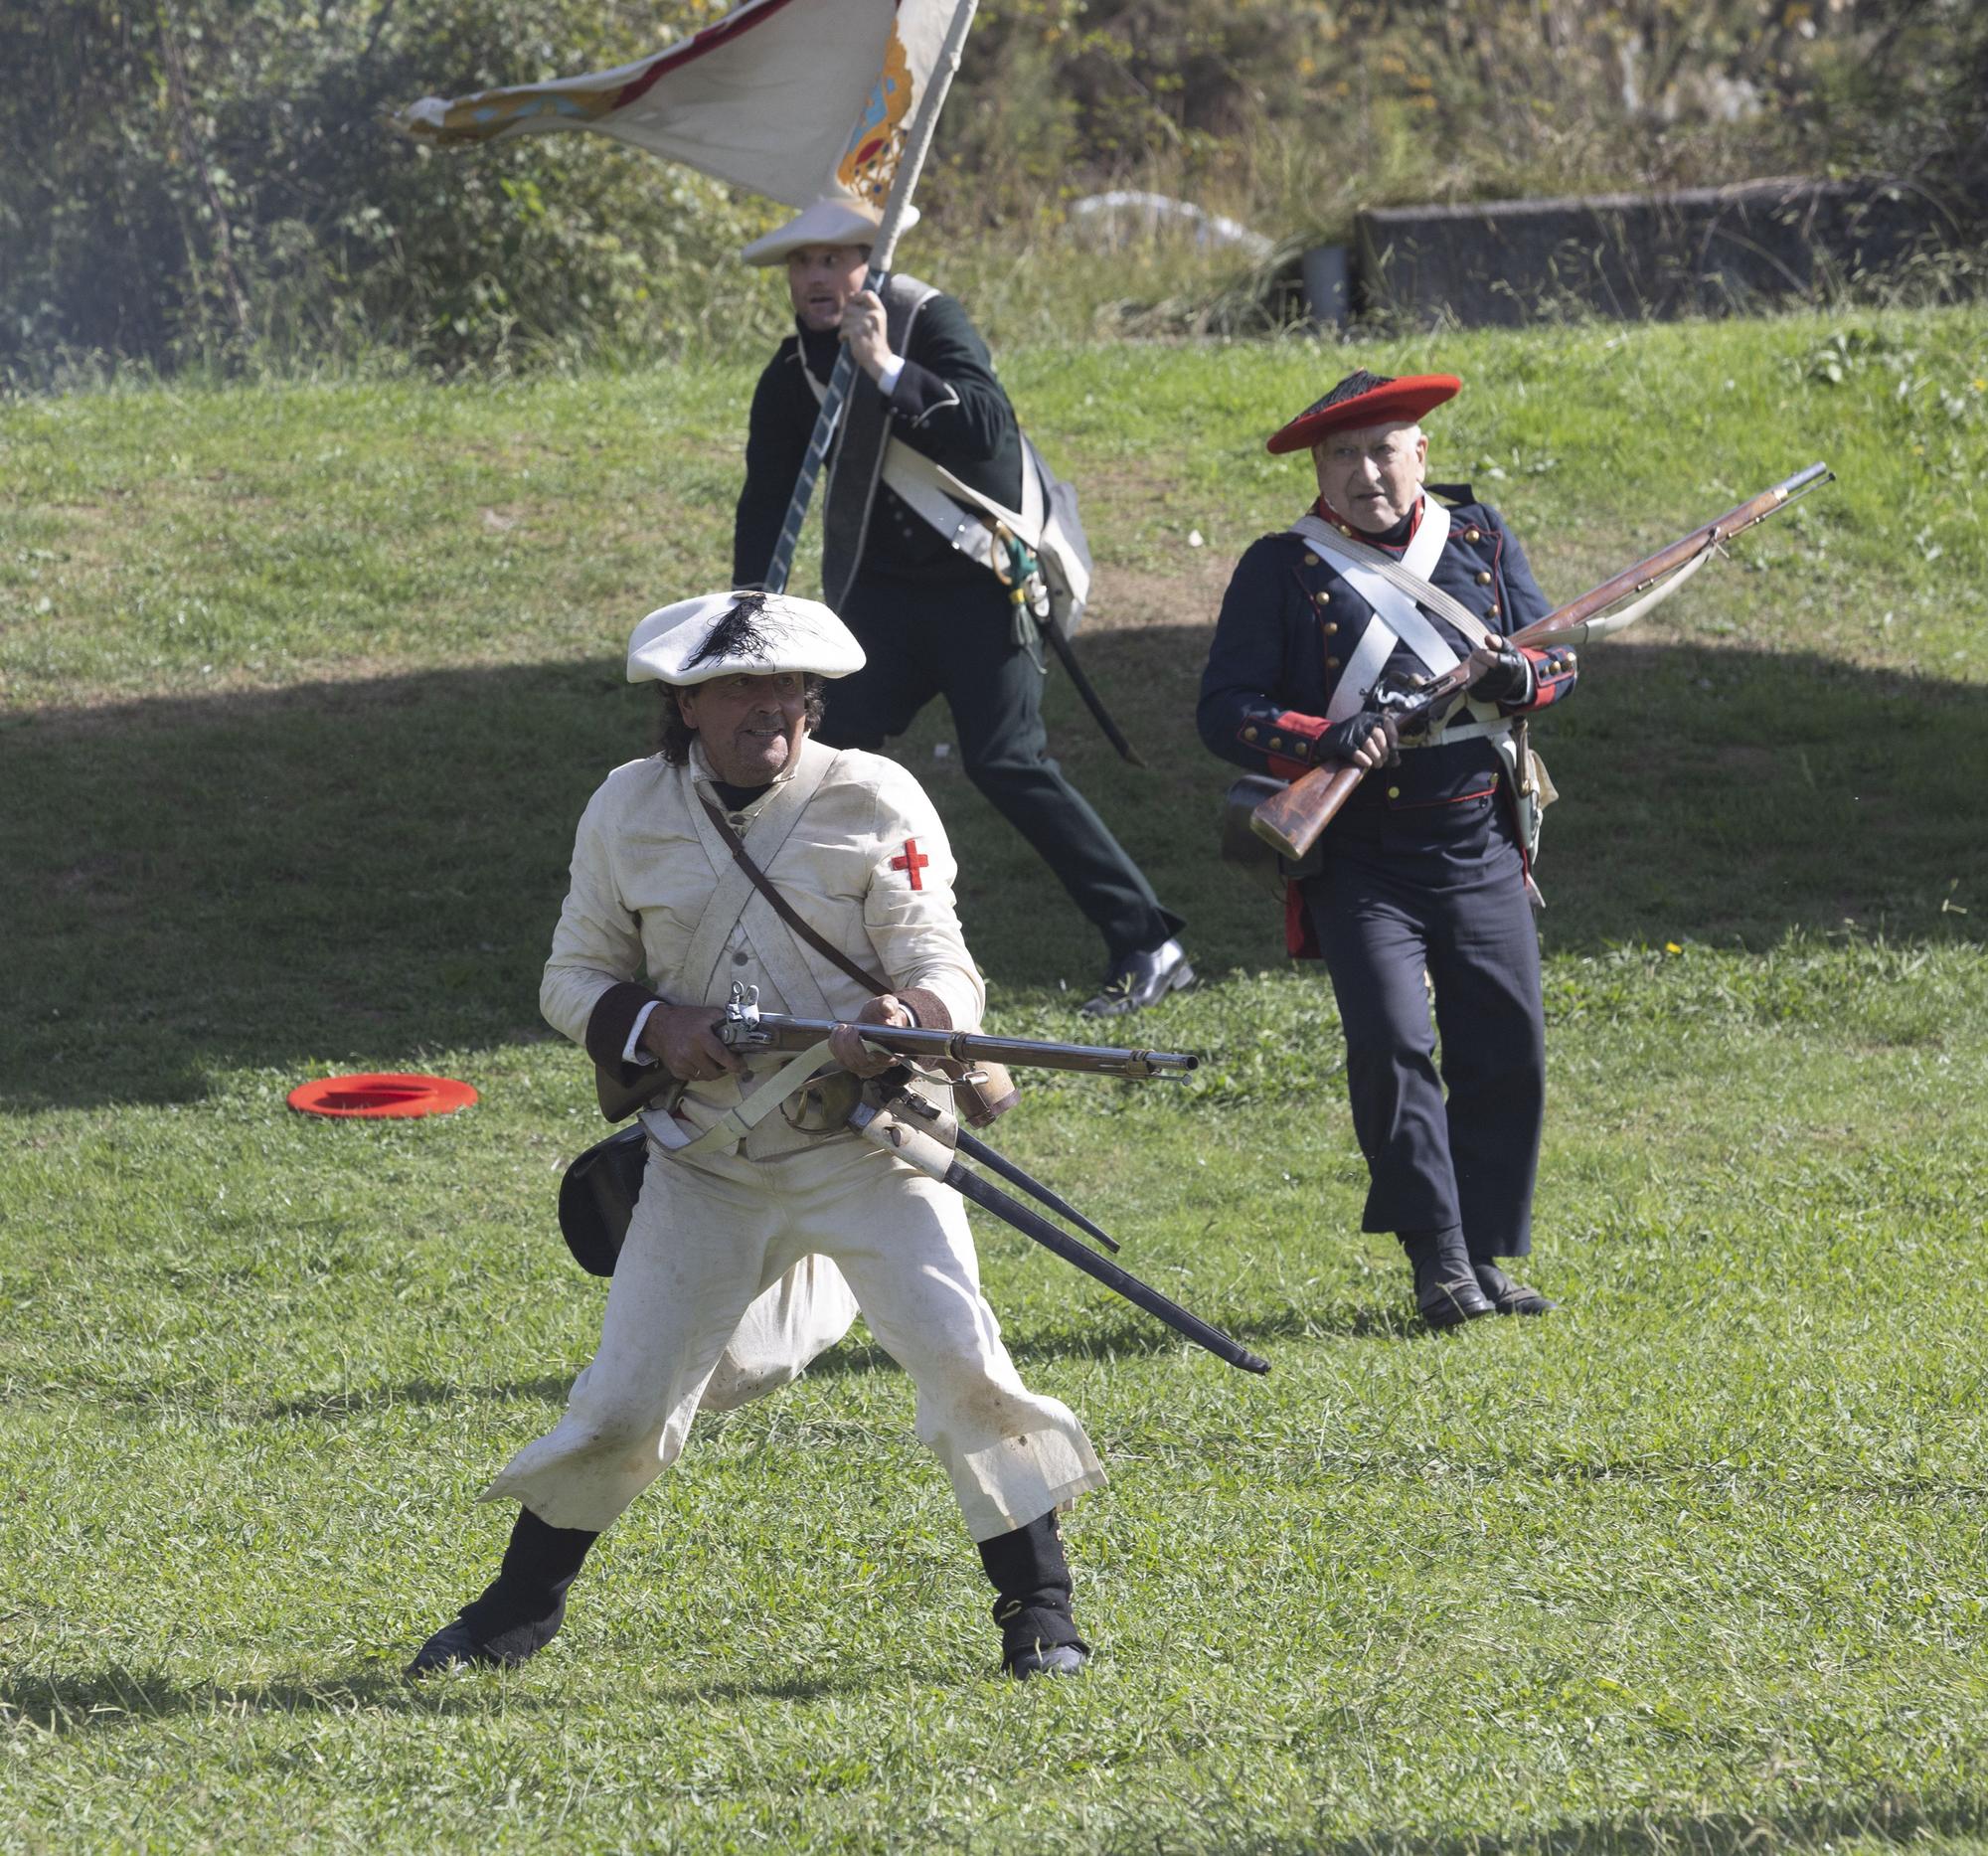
[{"xmin": 889, "ymin": 838, "xmax": 929, "ymax": 890}]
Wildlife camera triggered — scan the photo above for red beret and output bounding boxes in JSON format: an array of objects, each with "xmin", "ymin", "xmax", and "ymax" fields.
[{"xmin": 1266, "ymin": 371, "xmax": 1461, "ymax": 455}]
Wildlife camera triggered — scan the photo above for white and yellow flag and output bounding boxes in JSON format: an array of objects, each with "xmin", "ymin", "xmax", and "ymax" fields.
[{"xmin": 398, "ymin": 0, "xmax": 957, "ymax": 211}]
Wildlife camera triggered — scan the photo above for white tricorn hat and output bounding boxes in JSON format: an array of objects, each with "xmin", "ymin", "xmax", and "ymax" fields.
[
  {"xmin": 739, "ymin": 194, "xmax": 917, "ymax": 266},
  {"xmin": 626, "ymin": 591, "xmax": 867, "ymax": 686}
]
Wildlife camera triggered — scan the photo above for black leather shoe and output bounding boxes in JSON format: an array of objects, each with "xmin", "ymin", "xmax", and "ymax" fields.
[
  {"xmin": 1080, "ymin": 937, "xmax": 1194, "ymax": 1017},
  {"xmin": 1008, "ymin": 1643, "xmax": 1088, "ymax": 1680},
  {"xmin": 1404, "ymin": 1229, "xmax": 1494, "ymax": 1328},
  {"xmin": 406, "ymin": 1599, "xmax": 567, "ymax": 1677},
  {"xmin": 1475, "ymin": 1263, "xmax": 1553, "ymax": 1315}
]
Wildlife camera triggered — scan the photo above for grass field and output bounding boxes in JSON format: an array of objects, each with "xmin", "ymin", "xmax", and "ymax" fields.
[{"xmin": 3, "ymin": 306, "xmax": 1986, "ymax": 1853}]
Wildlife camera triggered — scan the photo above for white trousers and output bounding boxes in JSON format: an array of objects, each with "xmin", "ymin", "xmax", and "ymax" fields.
[{"xmin": 484, "ymin": 1136, "xmax": 1105, "ymax": 1542}]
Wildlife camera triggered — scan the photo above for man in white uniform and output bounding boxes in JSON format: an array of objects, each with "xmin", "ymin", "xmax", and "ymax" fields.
[{"xmin": 409, "ymin": 591, "xmax": 1103, "ymax": 1680}]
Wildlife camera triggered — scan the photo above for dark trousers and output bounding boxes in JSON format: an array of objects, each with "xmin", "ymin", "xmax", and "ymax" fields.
[
  {"xmin": 818, "ymin": 572, "xmax": 1179, "ymax": 963},
  {"xmin": 1301, "ymin": 800, "xmax": 1545, "ymax": 1259}
]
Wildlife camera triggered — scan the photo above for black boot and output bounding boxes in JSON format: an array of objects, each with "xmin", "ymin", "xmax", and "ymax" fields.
[
  {"xmin": 978, "ymin": 1510, "xmax": 1089, "ymax": 1679},
  {"xmin": 1474, "ymin": 1261, "xmax": 1553, "ymax": 1315},
  {"xmin": 407, "ymin": 1507, "xmax": 598, "ymax": 1676},
  {"xmin": 1401, "ymin": 1227, "xmax": 1493, "ymax": 1329}
]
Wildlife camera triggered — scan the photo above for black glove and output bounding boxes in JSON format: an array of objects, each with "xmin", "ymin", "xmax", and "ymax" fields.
[
  {"xmin": 1320, "ymin": 711, "xmax": 1400, "ymax": 765},
  {"xmin": 1470, "ymin": 645, "xmax": 1532, "ymax": 706}
]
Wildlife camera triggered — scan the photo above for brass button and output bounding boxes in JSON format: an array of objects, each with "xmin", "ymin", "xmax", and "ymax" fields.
[
  {"xmin": 1476, "ymin": 570, "xmax": 1493, "ymax": 586},
  {"xmin": 1303, "ymin": 552, "xmax": 1319, "ymax": 567},
  {"xmin": 1337, "ymin": 524, "xmax": 1353, "ymax": 537},
  {"xmin": 1313, "ymin": 591, "xmax": 1330, "ymax": 605},
  {"xmin": 1387, "ymin": 785, "xmax": 1402, "ymax": 799},
  {"xmin": 1488, "ymin": 603, "xmax": 1500, "ymax": 616},
  {"xmin": 1322, "ymin": 621, "xmax": 1338, "ymax": 635},
  {"xmin": 1268, "ymin": 735, "xmax": 1283, "ymax": 750},
  {"xmin": 1465, "ymin": 527, "xmax": 1482, "ymax": 543},
  {"xmin": 1326, "ymin": 655, "xmax": 1341, "ymax": 669},
  {"xmin": 1242, "ymin": 726, "xmax": 1258, "ymax": 742}
]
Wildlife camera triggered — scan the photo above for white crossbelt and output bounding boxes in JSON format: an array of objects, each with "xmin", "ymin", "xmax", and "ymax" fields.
[
  {"xmin": 806, "ymin": 370, "xmax": 1045, "ymax": 568},
  {"xmin": 1287, "ymin": 507, "xmax": 1513, "ymax": 746},
  {"xmin": 643, "ymin": 1039, "xmax": 839, "ymax": 1157}
]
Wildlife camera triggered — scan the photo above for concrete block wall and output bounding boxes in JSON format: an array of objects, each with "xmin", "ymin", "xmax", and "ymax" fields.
[{"xmin": 1346, "ymin": 178, "xmax": 1956, "ymax": 328}]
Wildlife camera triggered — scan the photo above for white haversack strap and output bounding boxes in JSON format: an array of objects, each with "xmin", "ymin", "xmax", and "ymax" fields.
[{"xmin": 644, "ymin": 1039, "xmax": 838, "ymax": 1157}]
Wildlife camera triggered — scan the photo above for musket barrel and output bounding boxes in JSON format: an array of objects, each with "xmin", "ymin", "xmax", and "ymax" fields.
[{"xmin": 721, "ymin": 1013, "xmax": 1199, "ymax": 1079}]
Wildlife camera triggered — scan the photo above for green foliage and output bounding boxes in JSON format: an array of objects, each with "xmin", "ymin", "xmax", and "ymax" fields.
[
  {"xmin": 0, "ymin": 0, "xmax": 777, "ymax": 380},
  {"xmin": 5, "ymin": 1, "xmax": 1987, "ymax": 379}
]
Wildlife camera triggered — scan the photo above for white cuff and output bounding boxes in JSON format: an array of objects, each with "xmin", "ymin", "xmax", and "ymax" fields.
[
  {"xmin": 876, "ymin": 354, "xmax": 906, "ymax": 398},
  {"xmin": 623, "ymin": 999, "xmax": 662, "ymax": 1066}
]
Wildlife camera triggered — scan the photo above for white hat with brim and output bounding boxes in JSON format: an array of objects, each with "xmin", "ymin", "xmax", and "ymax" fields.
[
  {"xmin": 626, "ymin": 591, "xmax": 867, "ymax": 686},
  {"xmin": 740, "ymin": 195, "xmax": 917, "ymax": 266}
]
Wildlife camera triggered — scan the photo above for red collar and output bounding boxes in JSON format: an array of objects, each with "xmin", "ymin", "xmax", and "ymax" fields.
[{"xmin": 1315, "ymin": 494, "xmax": 1423, "ymax": 553}]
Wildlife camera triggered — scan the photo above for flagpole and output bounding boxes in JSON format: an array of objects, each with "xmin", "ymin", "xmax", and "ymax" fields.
[{"xmin": 760, "ymin": 0, "xmax": 980, "ymax": 594}]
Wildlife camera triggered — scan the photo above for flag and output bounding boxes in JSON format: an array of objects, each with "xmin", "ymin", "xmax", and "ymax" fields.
[{"xmin": 398, "ymin": 0, "xmax": 959, "ymax": 212}]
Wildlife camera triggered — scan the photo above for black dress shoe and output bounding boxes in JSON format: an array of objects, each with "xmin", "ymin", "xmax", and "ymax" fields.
[
  {"xmin": 1403, "ymin": 1228, "xmax": 1494, "ymax": 1328},
  {"xmin": 1008, "ymin": 1643, "xmax": 1088, "ymax": 1680},
  {"xmin": 406, "ymin": 1595, "xmax": 569, "ymax": 1676},
  {"xmin": 1475, "ymin": 1263, "xmax": 1553, "ymax": 1315},
  {"xmin": 1080, "ymin": 937, "xmax": 1194, "ymax": 1017},
  {"xmin": 1416, "ymin": 1268, "xmax": 1494, "ymax": 1328}
]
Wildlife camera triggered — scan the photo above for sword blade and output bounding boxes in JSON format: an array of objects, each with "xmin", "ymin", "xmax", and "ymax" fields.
[
  {"xmin": 1043, "ymin": 623, "xmax": 1146, "ymax": 767},
  {"xmin": 942, "ymin": 1163, "xmax": 1269, "ymax": 1375},
  {"xmin": 953, "ymin": 1127, "xmax": 1120, "ymax": 1254}
]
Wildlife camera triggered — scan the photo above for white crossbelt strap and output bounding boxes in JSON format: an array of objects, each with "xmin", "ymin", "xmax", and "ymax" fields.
[
  {"xmin": 805, "ymin": 369, "xmax": 1042, "ymax": 569},
  {"xmin": 1322, "ymin": 614, "xmax": 1400, "ymax": 726},
  {"xmin": 642, "ymin": 1037, "xmax": 838, "ymax": 1156},
  {"xmin": 1289, "ymin": 509, "xmax": 1528, "ymax": 748},
  {"xmin": 1289, "ymin": 509, "xmax": 1476, "ymax": 678}
]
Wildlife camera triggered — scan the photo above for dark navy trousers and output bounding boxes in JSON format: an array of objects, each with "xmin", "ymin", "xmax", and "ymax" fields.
[{"xmin": 1300, "ymin": 795, "xmax": 1545, "ymax": 1259}]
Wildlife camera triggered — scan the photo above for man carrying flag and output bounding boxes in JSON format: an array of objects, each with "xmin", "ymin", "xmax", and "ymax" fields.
[
  {"xmin": 400, "ymin": 0, "xmax": 1192, "ymax": 1014},
  {"xmin": 732, "ymin": 196, "xmax": 1193, "ymax": 1016}
]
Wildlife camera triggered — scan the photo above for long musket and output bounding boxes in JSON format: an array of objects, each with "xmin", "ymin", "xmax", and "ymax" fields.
[
  {"xmin": 1249, "ymin": 461, "xmax": 1835, "ymax": 862},
  {"xmin": 761, "ymin": 0, "xmax": 980, "ymax": 593},
  {"xmin": 845, "ymin": 1090, "xmax": 1269, "ymax": 1375},
  {"xmin": 596, "ymin": 986, "xmax": 1197, "ymax": 1121}
]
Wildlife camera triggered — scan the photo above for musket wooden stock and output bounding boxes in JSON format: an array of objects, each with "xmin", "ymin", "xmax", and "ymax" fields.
[{"xmin": 1248, "ymin": 461, "xmax": 1832, "ymax": 862}]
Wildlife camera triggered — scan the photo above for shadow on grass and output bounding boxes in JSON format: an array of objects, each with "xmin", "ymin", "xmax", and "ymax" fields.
[
  {"xmin": 257, "ymin": 1375, "xmax": 575, "ymax": 1421},
  {"xmin": 247, "ymin": 1301, "xmax": 1415, "ymax": 1429},
  {"xmin": 3, "ymin": 631, "xmax": 1981, "ymax": 1111},
  {"xmin": 1246, "ymin": 1795, "xmax": 1988, "ymax": 1856},
  {"xmin": 0, "ymin": 1666, "xmax": 560, "ymax": 1733},
  {"xmin": 0, "ymin": 1659, "xmax": 874, "ymax": 1734}
]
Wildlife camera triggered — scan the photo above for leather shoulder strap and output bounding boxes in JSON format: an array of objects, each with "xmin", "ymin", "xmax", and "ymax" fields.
[{"xmin": 698, "ymin": 794, "xmax": 889, "ymax": 997}]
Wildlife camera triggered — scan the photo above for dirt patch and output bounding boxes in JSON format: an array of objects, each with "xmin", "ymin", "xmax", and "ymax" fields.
[{"xmin": 1084, "ymin": 555, "xmax": 1231, "ymax": 634}]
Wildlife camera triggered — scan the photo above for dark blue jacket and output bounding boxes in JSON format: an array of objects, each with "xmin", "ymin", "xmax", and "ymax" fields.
[{"xmin": 1198, "ymin": 488, "xmax": 1575, "ymax": 816}]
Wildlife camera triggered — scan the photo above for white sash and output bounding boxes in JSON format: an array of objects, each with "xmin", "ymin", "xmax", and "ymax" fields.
[
  {"xmin": 805, "ymin": 368, "xmax": 1043, "ymax": 571},
  {"xmin": 1289, "ymin": 507, "xmax": 1465, "ymax": 678}
]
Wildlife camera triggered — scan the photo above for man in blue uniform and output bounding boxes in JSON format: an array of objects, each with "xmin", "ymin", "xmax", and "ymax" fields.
[
  {"xmin": 1198, "ymin": 371, "xmax": 1578, "ymax": 1328},
  {"xmin": 733, "ymin": 197, "xmax": 1190, "ymax": 1017}
]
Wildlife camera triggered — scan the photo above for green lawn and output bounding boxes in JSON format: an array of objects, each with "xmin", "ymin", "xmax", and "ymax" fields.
[{"xmin": 3, "ymin": 306, "xmax": 1986, "ymax": 1853}]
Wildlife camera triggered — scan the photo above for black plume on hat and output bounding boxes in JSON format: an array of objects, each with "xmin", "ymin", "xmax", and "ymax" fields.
[{"xmin": 687, "ymin": 591, "xmax": 774, "ymax": 669}]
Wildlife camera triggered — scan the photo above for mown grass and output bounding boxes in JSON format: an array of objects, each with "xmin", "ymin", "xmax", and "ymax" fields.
[{"xmin": 2, "ymin": 305, "xmax": 1986, "ymax": 1853}]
